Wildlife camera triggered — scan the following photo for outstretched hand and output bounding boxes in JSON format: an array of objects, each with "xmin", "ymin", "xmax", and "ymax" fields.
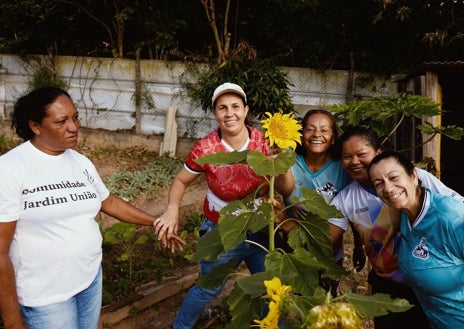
[
  {"xmin": 153, "ymin": 208, "xmax": 185, "ymax": 252},
  {"xmin": 164, "ymin": 234, "xmax": 186, "ymax": 253}
]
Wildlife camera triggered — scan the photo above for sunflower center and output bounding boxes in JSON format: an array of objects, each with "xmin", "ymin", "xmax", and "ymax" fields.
[{"xmin": 269, "ymin": 121, "xmax": 288, "ymax": 139}]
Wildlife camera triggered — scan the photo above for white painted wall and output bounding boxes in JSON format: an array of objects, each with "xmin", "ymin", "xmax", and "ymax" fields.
[{"xmin": 0, "ymin": 54, "xmax": 397, "ymax": 138}]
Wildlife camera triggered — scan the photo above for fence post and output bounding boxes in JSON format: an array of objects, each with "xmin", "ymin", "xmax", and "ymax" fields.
[
  {"xmin": 160, "ymin": 105, "xmax": 178, "ymax": 157},
  {"xmin": 134, "ymin": 48, "xmax": 142, "ymax": 134}
]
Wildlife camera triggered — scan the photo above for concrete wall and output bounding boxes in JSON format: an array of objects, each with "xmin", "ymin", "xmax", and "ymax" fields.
[{"xmin": 0, "ymin": 54, "xmax": 397, "ymax": 156}]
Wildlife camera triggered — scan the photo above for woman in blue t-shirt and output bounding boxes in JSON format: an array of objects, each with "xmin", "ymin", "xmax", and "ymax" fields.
[
  {"xmin": 369, "ymin": 151, "xmax": 464, "ymax": 329},
  {"xmin": 275, "ymin": 109, "xmax": 362, "ymax": 296}
]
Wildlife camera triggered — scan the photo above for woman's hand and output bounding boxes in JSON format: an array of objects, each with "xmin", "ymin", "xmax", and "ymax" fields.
[
  {"xmin": 261, "ymin": 197, "xmax": 297, "ymax": 233},
  {"xmin": 165, "ymin": 234, "xmax": 186, "ymax": 253},
  {"xmin": 153, "ymin": 206, "xmax": 181, "ymax": 248}
]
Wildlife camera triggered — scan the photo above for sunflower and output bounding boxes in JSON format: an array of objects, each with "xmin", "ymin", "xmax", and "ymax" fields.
[
  {"xmin": 305, "ymin": 302, "xmax": 363, "ymax": 329},
  {"xmin": 254, "ymin": 277, "xmax": 293, "ymax": 329},
  {"xmin": 261, "ymin": 111, "xmax": 302, "ymax": 150}
]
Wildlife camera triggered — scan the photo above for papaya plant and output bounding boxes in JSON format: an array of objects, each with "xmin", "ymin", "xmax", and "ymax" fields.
[{"xmin": 327, "ymin": 92, "xmax": 464, "ymax": 151}]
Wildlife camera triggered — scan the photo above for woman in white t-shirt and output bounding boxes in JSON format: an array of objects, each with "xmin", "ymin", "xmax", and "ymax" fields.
[{"xmin": 0, "ymin": 86, "xmax": 184, "ymax": 329}]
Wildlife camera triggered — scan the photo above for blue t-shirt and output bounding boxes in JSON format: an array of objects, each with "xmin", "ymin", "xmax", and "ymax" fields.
[
  {"xmin": 287, "ymin": 154, "xmax": 351, "ymax": 207},
  {"xmin": 398, "ymin": 189, "xmax": 464, "ymax": 328}
]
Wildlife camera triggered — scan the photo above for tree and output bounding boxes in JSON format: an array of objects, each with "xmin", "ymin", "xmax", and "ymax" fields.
[
  {"xmin": 60, "ymin": 0, "xmax": 135, "ymax": 58},
  {"xmin": 183, "ymin": 41, "xmax": 294, "ymax": 119},
  {"xmin": 201, "ymin": 0, "xmax": 232, "ymax": 63},
  {"xmin": 374, "ymin": 0, "xmax": 464, "ymax": 62},
  {"xmin": 0, "ymin": 0, "xmax": 74, "ymax": 56},
  {"xmin": 1, "ymin": 0, "xmax": 464, "ymax": 71}
]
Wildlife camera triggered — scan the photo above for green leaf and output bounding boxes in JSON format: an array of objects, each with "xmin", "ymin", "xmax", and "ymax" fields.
[
  {"xmin": 418, "ymin": 124, "xmax": 464, "ymax": 140},
  {"xmin": 225, "ymin": 280, "xmax": 266, "ymax": 329},
  {"xmin": 248, "ymin": 202, "xmax": 273, "ymax": 233},
  {"xmin": 135, "ymin": 234, "xmax": 149, "ymax": 245},
  {"xmin": 218, "ymin": 210, "xmax": 248, "ymax": 251},
  {"xmin": 195, "ymin": 150, "xmax": 249, "ymax": 166},
  {"xmin": 247, "ymin": 150, "xmax": 295, "ymax": 176},
  {"xmin": 287, "ymin": 213, "xmax": 332, "ymax": 254},
  {"xmin": 292, "ymin": 293, "xmax": 326, "ymax": 317},
  {"xmin": 118, "ymin": 252, "xmax": 130, "ymax": 262},
  {"xmin": 294, "ymin": 188, "xmax": 343, "ymax": 219},
  {"xmin": 196, "ymin": 259, "xmax": 236, "ymax": 288},
  {"xmin": 217, "ymin": 201, "xmax": 270, "ymax": 252},
  {"xmin": 265, "ymin": 249, "xmax": 320, "ymax": 295},
  {"xmin": 103, "ymin": 232, "xmax": 120, "ymax": 245},
  {"xmin": 185, "ymin": 227, "xmax": 224, "ymax": 262},
  {"xmin": 102, "ymin": 222, "xmax": 138, "ymax": 244},
  {"xmin": 344, "ymin": 292, "xmax": 413, "ymax": 318},
  {"xmin": 234, "ymin": 272, "xmax": 272, "ymax": 298}
]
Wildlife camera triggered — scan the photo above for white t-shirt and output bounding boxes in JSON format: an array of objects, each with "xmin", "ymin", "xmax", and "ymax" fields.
[{"xmin": 0, "ymin": 141, "xmax": 110, "ymax": 306}]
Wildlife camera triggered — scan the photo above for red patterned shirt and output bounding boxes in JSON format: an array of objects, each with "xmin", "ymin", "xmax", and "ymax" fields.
[{"xmin": 185, "ymin": 126, "xmax": 269, "ymax": 222}]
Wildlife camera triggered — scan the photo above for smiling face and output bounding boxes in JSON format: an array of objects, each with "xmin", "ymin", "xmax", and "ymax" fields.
[
  {"xmin": 29, "ymin": 95, "xmax": 80, "ymax": 155},
  {"xmin": 301, "ymin": 113, "xmax": 334, "ymax": 156},
  {"xmin": 369, "ymin": 157, "xmax": 419, "ymax": 213},
  {"xmin": 341, "ymin": 135, "xmax": 381, "ymax": 185},
  {"xmin": 213, "ymin": 92, "xmax": 248, "ymax": 136}
]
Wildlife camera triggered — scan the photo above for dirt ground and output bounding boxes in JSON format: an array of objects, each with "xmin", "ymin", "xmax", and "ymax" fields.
[{"xmin": 89, "ymin": 146, "xmax": 373, "ymax": 329}]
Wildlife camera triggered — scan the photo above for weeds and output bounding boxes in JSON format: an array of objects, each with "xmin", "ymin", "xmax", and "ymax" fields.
[{"xmin": 103, "ymin": 156, "xmax": 182, "ymax": 201}]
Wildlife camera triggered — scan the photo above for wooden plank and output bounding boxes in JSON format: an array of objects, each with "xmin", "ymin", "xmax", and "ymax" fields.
[{"xmin": 99, "ymin": 269, "xmax": 198, "ymax": 328}]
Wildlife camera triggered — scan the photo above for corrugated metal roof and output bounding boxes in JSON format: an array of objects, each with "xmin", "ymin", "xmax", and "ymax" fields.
[
  {"xmin": 422, "ymin": 60, "xmax": 464, "ymax": 65},
  {"xmin": 404, "ymin": 60, "xmax": 464, "ymax": 79}
]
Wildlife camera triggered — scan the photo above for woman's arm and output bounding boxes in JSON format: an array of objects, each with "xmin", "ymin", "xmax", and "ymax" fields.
[
  {"xmin": 153, "ymin": 167, "xmax": 198, "ymax": 246},
  {"xmin": 0, "ymin": 222, "xmax": 27, "ymax": 329},
  {"xmin": 100, "ymin": 193, "xmax": 186, "ymax": 252},
  {"xmin": 275, "ymin": 169, "xmax": 295, "ymax": 197}
]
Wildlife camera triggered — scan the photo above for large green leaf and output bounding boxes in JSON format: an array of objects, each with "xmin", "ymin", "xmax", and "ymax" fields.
[
  {"xmin": 265, "ymin": 249, "xmax": 320, "ymax": 295},
  {"xmin": 196, "ymin": 259, "xmax": 236, "ymax": 288},
  {"xmin": 248, "ymin": 202, "xmax": 273, "ymax": 233},
  {"xmin": 292, "ymin": 293, "xmax": 327, "ymax": 318},
  {"xmin": 344, "ymin": 292, "xmax": 413, "ymax": 318},
  {"xmin": 292, "ymin": 188, "xmax": 343, "ymax": 219},
  {"xmin": 247, "ymin": 150, "xmax": 295, "ymax": 176},
  {"xmin": 286, "ymin": 213, "xmax": 332, "ymax": 255},
  {"xmin": 233, "ymin": 271, "xmax": 273, "ymax": 298},
  {"xmin": 217, "ymin": 200, "xmax": 269, "ymax": 251},
  {"xmin": 185, "ymin": 227, "xmax": 224, "ymax": 262},
  {"xmin": 218, "ymin": 208, "xmax": 248, "ymax": 252},
  {"xmin": 195, "ymin": 150, "xmax": 249, "ymax": 166},
  {"xmin": 225, "ymin": 280, "xmax": 266, "ymax": 329}
]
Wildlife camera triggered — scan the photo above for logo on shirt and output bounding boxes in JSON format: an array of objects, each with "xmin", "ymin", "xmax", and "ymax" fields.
[
  {"xmin": 83, "ymin": 169, "xmax": 95, "ymax": 183},
  {"xmin": 316, "ymin": 182, "xmax": 337, "ymax": 203},
  {"xmin": 412, "ymin": 237, "xmax": 429, "ymax": 260}
]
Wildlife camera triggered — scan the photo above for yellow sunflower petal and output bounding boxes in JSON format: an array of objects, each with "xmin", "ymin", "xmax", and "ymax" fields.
[{"xmin": 261, "ymin": 111, "xmax": 302, "ymax": 150}]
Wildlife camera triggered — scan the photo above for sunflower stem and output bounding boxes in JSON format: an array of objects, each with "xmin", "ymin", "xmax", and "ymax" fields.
[{"xmin": 269, "ymin": 176, "xmax": 275, "ymax": 252}]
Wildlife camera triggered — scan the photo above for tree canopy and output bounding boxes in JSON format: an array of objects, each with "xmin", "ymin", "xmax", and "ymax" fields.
[{"xmin": 0, "ymin": 0, "xmax": 463, "ymax": 73}]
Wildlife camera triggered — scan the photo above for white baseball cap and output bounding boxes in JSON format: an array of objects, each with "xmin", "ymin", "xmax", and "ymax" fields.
[{"xmin": 211, "ymin": 82, "xmax": 247, "ymax": 106}]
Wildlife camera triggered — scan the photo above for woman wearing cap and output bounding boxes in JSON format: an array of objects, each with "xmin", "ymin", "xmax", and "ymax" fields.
[{"xmin": 154, "ymin": 82, "xmax": 272, "ymax": 329}]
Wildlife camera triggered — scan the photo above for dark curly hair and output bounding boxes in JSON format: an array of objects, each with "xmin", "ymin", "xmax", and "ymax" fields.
[{"xmin": 12, "ymin": 86, "xmax": 71, "ymax": 141}]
